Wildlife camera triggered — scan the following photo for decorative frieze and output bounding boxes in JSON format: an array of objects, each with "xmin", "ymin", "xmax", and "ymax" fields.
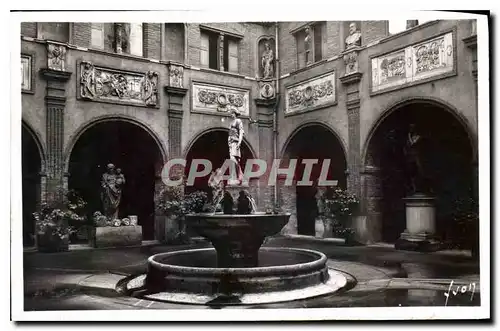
[
  {"xmin": 47, "ymin": 43, "xmax": 67, "ymax": 72},
  {"xmin": 371, "ymin": 32, "xmax": 455, "ymax": 94},
  {"xmin": 259, "ymin": 81, "xmax": 276, "ymax": 100},
  {"xmin": 192, "ymin": 82, "xmax": 250, "ymax": 116},
  {"xmin": 168, "ymin": 64, "xmax": 184, "ymax": 88},
  {"xmin": 79, "ymin": 61, "xmax": 159, "ymax": 107},
  {"xmin": 285, "ymin": 72, "xmax": 336, "ymax": 115}
]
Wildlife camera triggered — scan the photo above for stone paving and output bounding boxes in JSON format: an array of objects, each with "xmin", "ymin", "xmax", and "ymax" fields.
[{"xmin": 22, "ymin": 237, "xmax": 481, "ymax": 311}]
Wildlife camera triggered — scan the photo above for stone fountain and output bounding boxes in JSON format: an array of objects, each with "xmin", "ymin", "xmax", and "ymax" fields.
[{"xmin": 123, "ymin": 112, "xmax": 348, "ymax": 305}]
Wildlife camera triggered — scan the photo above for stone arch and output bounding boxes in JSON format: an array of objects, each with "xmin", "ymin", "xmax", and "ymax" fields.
[
  {"xmin": 280, "ymin": 121, "xmax": 348, "ymax": 162},
  {"xmin": 361, "ymin": 96, "xmax": 478, "ymax": 244},
  {"xmin": 22, "ymin": 120, "xmax": 47, "ymax": 173},
  {"xmin": 278, "ymin": 121, "xmax": 349, "ymax": 237},
  {"xmin": 64, "ymin": 114, "xmax": 168, "ymax": 173},
  {"xmin": 361, "ymin": 96, "xmax": 477, "ymax": 168},
  {"xmin": 64, "ymin": 115, "xmax": 168, "ymax": 241}
]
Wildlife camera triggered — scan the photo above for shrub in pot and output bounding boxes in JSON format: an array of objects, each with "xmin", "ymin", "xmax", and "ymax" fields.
[
  {"xmin": 319, "ymin": 187, "xmax": 360, "ymax": 245},
  {"xmin": 33, "ymin": 191, "xmax": 87, "ymax": 252}
]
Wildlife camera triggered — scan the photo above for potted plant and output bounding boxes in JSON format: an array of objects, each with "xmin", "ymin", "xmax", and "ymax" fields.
[
  {"xmin": 320, "ymin": 187, "xmax": 360, "ymax": 245},
  {"xmin": 33, "ymin": 191, "xmax": 87, "ymax": 253},
  {"xmin": 156, "ymin": 185, "xmax": 208, "ymax": 244}
]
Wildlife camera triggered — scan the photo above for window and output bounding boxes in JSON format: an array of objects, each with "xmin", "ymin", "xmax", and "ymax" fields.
[
  {"xmin": 38, "ymin": 23, "xmax": 69, "ymax": 43},
  {"xmin": 21, "ymin": 55, "xmax": 32, "ymax": 91},
  {"xmin": 294, "ymin": 22, "xmax": 325, "ymax": 69},
  {"xmin": 129, "ymin": 23, "xmax": 143, "ymax": 56},
  {"xmin": 200, "ymin": 28, "xmax": 240, "ymax": 73},
  {"xmin": 91, "ymin": 23, "xmax": 104, "ymax": 49}
]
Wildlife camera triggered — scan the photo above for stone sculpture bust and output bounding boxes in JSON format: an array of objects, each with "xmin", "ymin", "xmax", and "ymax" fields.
[{"xmin": 345, "ymin": 22, "xmax": 362, "ymax": 49}]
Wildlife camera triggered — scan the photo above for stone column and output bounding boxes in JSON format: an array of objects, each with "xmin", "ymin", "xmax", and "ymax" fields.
[
  {"xmin": 162, "ymin": 63, "xmax": 188, "ymax": 242},
  {"xmin": 359, "ymin": 166, "xmax": 383, "ymax": 243},
  {"xmin": 255, "ymin": 80, "xmax": 277, "ymax": 211},
  {"xmin": 41, "ymin": 42, "xmax": 71, "ymax": 204},
  {"xmin": 340, "ymin": 48, "xmax": 363, "ymax": 198}
]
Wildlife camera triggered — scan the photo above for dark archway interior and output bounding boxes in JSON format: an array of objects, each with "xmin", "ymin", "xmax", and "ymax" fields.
[
  {"xmin": 184, "ymin": 130, "xmax": 253, "ymax": 195},
  {"xmin": 367, "ymin": 103, "xmax": 477, "ymax": 243},
  {"xmin": 283, "ymin": 125, "xmax": 347, "ymax": 236},
  {"xmin": 68, "ymin": 121, "xmax": 163, "ymax": 240},
  {"xmin": 22, "ymin": 125, "xmax": 41, "ymax": 247}
]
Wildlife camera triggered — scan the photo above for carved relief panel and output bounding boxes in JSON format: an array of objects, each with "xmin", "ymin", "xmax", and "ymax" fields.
[
  {"xmin": 371, "ymin": 31, "xmax": 455, "ymax": 94},
  {"xmin": 285, "ymin": 71, "xmax": 336, "ymax": 115},
  {"xmin": 168, "ymin": 64, "xmax": 184, "ymax": 88},
  {"xmin": 79, "ymin": 61, "xmax": 159, "ymax": 107},
  {"xmin": 192, "ymin": 82, "xmax": 250, "ymax": 116},
  {"xmin": 47, "ymin": 42, "xmax": 67, "ymax": 71}
]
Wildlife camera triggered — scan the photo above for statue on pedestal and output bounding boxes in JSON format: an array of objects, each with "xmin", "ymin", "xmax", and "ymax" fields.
[
  {"xmin": 261, "ymin": 42, "xmax": 274, "ymax": 79},
  {"xmin": 404, "ymin": 124, "xmax": 431, "ymax": 195},
  {"xmin": 100, "ymin": 163, "xmax": 125, "ymax": 220},
  {"xmin": 228, "ymin": 109, "xmax": 245, "ymax": 185},
  {"xmin": 345, "ymin": 22, "xmax": 362, "ymax": 50}
]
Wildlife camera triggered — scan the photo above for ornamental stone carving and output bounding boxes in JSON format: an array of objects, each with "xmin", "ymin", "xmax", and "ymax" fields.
[
  {"xmin": 345, "ymin": 22, "xmax": 361, "ymax": 50},
  {"xmin": 258, "ymin": 38, "xmax": 275, "ymax": 79},
  {"xmin": 47, "ymin": 43, "xmax": 67, "ymax": 71},
  {"xmin": 343, "ymin": 51, "xmax": 359, "ymax": 75},
  {"xmin": 371, "ymin": 32, "xmax": 455, "ymax": 94},
  {"xmin": 259, "ymin": 81, "xmax": 275, "ymax": 99},
  {"xmin": 285, "ymin": 72, "xmax": 336, "ymax": 114},
  {"xmin": 168, "ymin": 64, "xmax": 184, "ymax": 88},
  {"xmin": 192, "ymin": 82, "xmax": 250, "ymax": 116},
  {"xmin": 79, "ymin": 61, "xmax": 159, "ymax": 107}
]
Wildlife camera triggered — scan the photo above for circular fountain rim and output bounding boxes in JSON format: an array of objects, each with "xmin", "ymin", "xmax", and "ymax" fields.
[
  {"xmin": 148, "ymin": 247, "xmax": 327, "ymax": 277},
  {"xmin": 185, "ymin": 212, "xmax": 292, "ymax": 218}
]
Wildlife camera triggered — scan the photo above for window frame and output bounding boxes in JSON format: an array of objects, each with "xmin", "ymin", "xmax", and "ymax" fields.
[
  {"xmin": 199, "ymin": 26, "xmax": 242, "ymax": 73},
  {"xmin": 293, "ymin": 22, "xmax": 326, "ymax": 70}
]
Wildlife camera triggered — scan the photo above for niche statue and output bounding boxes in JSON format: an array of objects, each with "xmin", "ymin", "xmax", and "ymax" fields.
[{"xmin": 404, "ymin": 124, "xmax": 431, "ymax": 195}]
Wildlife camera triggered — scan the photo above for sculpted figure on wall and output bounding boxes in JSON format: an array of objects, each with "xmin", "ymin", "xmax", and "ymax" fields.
[
  {"xmin": 345, "ymin": 22, "xmax": 362, "ymax": 49},
  {"xmin": 141, "ymin": 71, "xmax": 159, "ymax": 106},
  {"xmin": 81, "ymin": 61, "xmax": 96, "ymax": 99},
  {"xmin": 169, "ymin": 65, "xmax": 184, "ymax": 88},
  {"xmin": 261, "ymin": 42, "xmax": 275, "ymax": 79},
  {"xmin": 304, "ymin": 26, "xmax": 312, "ymax": 66}
]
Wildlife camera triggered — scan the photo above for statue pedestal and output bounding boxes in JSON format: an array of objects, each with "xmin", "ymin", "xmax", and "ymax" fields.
[{"xmin": 395, "ymin": 194, "xmax": 441, "ymax": 252}]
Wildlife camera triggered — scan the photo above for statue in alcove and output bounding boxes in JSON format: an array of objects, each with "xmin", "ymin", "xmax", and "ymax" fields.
[
  {"xmin": 261, "ymin": 41, "xmax": 274, "ymax": 79},
  {"xmin": 403, "ymin": 123, "xmax": 432, "ymax": 195},
  {"xmin": 304, "ymin": 26, "xmax": 312, "ymax": 66}
]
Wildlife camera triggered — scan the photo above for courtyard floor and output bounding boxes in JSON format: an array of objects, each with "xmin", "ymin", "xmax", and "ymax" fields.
[{"xmin": 21, "ymin": 237, "xmax": 481, "ymax": 311}]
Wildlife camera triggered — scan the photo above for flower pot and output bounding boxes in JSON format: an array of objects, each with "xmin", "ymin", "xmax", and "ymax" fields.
[{"xmin": 36, "ymin": 233, "xmax": 70, "ymax": 253}]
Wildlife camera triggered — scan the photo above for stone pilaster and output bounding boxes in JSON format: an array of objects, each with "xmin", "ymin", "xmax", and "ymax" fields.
[
  {"xmin": 255, "ymin": 93, "xmax": 276, "ymax": 210},
  {"xmin": 40, "ymin": 42, "xmax": 71, "ymax": 204},
  {"xmin": 340, "ymin": 58, "xmax": 362, "ymax": 197},
  {"xmin": 218, "ymin": 34, "xmax": 225, "ymax": 71}
]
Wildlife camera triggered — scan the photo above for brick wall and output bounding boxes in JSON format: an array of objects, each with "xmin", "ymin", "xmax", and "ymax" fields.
[
  {"xmin": 361, "ymin": 21, "xmax": 389, "ymax": 45},
  {"xmin": 325, "ymin": 21, "xmax": 341, "ymax": 58},
  {"xmin": 143, "ymin": 23, "xmax": 161, "ymax": 60},
  {"xmin": 187, "ymin": 24, "xmax": 201, "ymax": 66},
  {"xmin": 164, "ymin": 23, "xmax": 184, "ymax": 62},
  {"xmin": 278, "ymin": 22, "xmax": 300, "ymax": 75},
  {"xmin": 72, "ymin": 23, "xmax": 91, "ymax": 48},
  {"xmin": 21, "ymin": 22, "xmax": 37, "ymax": 37}
]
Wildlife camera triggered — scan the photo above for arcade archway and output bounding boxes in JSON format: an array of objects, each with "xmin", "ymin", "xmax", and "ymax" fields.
[
  {"xmin": 67, "ymin": 120, "xmax": 165, "ymax": 240},
  {"xmin": 364, "ymin": 101, "xmax": 477, "ymax": 244},
  {"xmin": 281, "ymin": 124, "xmax": 347, "ymax": 236},
  {"xmin": 184, "ymin": 129, "xmax": 254, "ymax": 195},
  {"xmin": 22, "ymin": 124, "xmax": 43, "ymax": 247}
]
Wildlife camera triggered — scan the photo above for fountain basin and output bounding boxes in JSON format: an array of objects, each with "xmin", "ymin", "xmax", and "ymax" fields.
[{"xmin": 184, "ymin": 212, "xmax": 291, "ymax": 268}]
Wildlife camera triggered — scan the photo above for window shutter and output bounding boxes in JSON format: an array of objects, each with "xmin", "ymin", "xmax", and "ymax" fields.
[
  {"xmin": 129, "ymin": 23, "xmax": 143, "ymax": 56},
  {"xmin": 91, "ymin": 23, "xmax": 104, "ymax": 49},
  {"xmin": 200, "ymin": 32, "xmax": 209, "ymax": 67},
  {"xmin": 228, "ymin": 39, "xmax": 239, "ymax": 73}
]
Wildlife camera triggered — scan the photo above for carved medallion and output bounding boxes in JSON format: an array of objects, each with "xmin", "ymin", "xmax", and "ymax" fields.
[
  {"xmin": 47, "ymin": 43, "xmax": 67, "ymax": 71},
  {"xmin": 260, "ymin": 82, "xmax": 275, "ymax": 99},
  {"xmin": 193, "ymin": 82, "xmax": 249, "ymax": 116},
  {"xmin": 79, "ymin": 61, "xmax": 159, "ymax": 107}
]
